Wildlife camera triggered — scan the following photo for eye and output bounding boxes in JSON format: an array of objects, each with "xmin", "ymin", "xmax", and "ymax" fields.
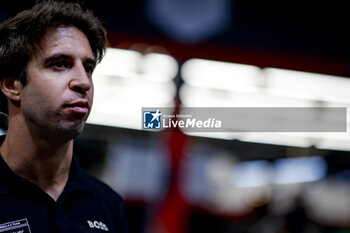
[
  {"xmin": 85, "ymin": 64, "xmax": 95, "ymax": 76},
  {"xmin": 50, "ymin": 61, "xmax": 71, "ymax": 70}
]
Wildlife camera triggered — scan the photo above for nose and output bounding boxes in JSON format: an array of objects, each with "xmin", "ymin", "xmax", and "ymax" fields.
[{"xmin": 69, "ymin": 63, "xmax": 92, "ymax": 95}]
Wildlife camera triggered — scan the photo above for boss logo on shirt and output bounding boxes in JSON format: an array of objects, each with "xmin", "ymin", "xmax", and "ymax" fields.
[{"xmin": 87, "ymin": 220, "xmax": 109, "ymax": 231}]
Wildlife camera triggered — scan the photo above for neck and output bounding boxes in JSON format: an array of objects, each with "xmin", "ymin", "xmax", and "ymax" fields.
[{"xmin": 0, "ymin": 116, "xmax": 74, "ymax": 201}]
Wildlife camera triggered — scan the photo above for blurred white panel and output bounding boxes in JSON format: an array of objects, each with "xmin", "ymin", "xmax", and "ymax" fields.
[
  {"xmin": 94, "ymin": 47, "xmax": 142, "ymax": 77},
  {"xmin": 180, "ymin": 84, "xmax": 314, "ymax": 107},
  {"xmin": 93, "ymin": 76, "xmax": 176, "ymax": 105},
  {"xmin": 272, "ymin": 156, "xmax": 327, "ymax": 185},
  {"xmin": 265, "ymin": 67, "xmax": 350, "ymax": 102},
  {"xmin": 94, "ymin": 48, "xmax": 179, "ymax": 82},
  {"xmin": 140, "ymin": 53, "xmax": 178, "ymax": 82},
  {"xmin": 316, "ymin": 132, "xmax": 350, "ymax": 151},
  {"xmin": 240, "ymin": 133, "xmax": 315, "ymax": 148},
  {"xmin": 240, "ymin": 131, "xmax": 350, "ymax": 153},
  {"xmin": 181, "ymin": 59, "xmax": 262, "ymax": 91},
  {"xmin": 231, "ymin": 160, "xmax": 272, "ymax": 188},
  {"xmin": 223, "ymin": 91, "xmax": 314, "ymax": 107},
  {"xmin": 180, "ymin": 85, "xmax": 235, "ymax": 107}
]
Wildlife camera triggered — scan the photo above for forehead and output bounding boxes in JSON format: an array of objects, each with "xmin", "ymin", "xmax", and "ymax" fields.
[{"xmin": 36, "ymin": 26, "xmax": 93, "ymax": 58}]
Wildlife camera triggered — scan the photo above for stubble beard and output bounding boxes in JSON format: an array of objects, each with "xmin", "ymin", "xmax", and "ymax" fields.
[{"xmin": 24, "ymin": 111, "xmax": 88, "ymax": 144}]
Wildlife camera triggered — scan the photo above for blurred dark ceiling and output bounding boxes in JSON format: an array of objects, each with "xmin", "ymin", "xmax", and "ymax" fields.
[{"xmin": 1, "ymin": 0, "xmax": 349, "ymax": 76}]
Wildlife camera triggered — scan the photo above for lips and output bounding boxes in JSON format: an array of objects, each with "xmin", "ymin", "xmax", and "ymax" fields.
[{"xmin": 64, "ymin": 100, "xmax": 90, "ymax": 115}]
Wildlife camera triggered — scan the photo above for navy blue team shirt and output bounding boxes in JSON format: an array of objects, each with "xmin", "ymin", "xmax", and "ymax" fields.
[{"xmin": 0, "ymin": 136, "xmax": 128, "ymax": 233}]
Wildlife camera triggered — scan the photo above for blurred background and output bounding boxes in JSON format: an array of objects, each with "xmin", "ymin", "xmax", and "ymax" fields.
[{"xmin": 1, "ymin": 1, "xmax": 350, "ymax": 232}]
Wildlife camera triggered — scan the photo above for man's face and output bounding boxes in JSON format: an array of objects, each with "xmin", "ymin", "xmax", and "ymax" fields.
[{"xmin": 20, "ymin": 26, "xmax": 96, "ymax": 141}]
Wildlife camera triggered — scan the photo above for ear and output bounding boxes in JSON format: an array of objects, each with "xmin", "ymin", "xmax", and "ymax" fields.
[{"xmin": 0, "ymin": 78, "xmax": 22, "ymax": 102}]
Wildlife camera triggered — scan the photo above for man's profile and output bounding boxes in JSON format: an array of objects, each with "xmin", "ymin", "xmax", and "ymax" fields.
[{"xmin": 0, "ymin": 1, "xmax": 128, "ymax": 232}]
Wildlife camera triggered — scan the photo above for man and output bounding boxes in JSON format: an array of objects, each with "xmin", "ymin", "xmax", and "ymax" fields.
[{"xmin": 0, "ymin": 1, "xmax": 128, "ymax": 232}]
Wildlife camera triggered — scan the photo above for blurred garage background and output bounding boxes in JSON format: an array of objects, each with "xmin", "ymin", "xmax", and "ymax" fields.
[{"xmin": 1, "ymin": 1, "xmax": 350, "ymax": 232}]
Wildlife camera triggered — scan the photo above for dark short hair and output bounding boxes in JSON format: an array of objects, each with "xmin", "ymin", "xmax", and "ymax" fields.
[{"xmin": 0, "ymin": 0, "xmax": 107, "ymax": 115}]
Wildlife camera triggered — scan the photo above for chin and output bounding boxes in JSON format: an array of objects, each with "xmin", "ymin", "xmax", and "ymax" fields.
[
  {"xmin": 49, "ymin": 121, "xmax": 86, "ymax": 142},
  {"xmin": 66, "ymin": 123, "xmax": 86, "ymax": 138}
]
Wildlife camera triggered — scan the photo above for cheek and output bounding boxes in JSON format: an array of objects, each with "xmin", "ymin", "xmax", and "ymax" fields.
[
  {"xmin": 21, "ymin": 83, "xmax": 60, "ymax": 111},
  {"xmin": 21, "ymin": 89, "xmax": 50, "ymax": 112}
]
